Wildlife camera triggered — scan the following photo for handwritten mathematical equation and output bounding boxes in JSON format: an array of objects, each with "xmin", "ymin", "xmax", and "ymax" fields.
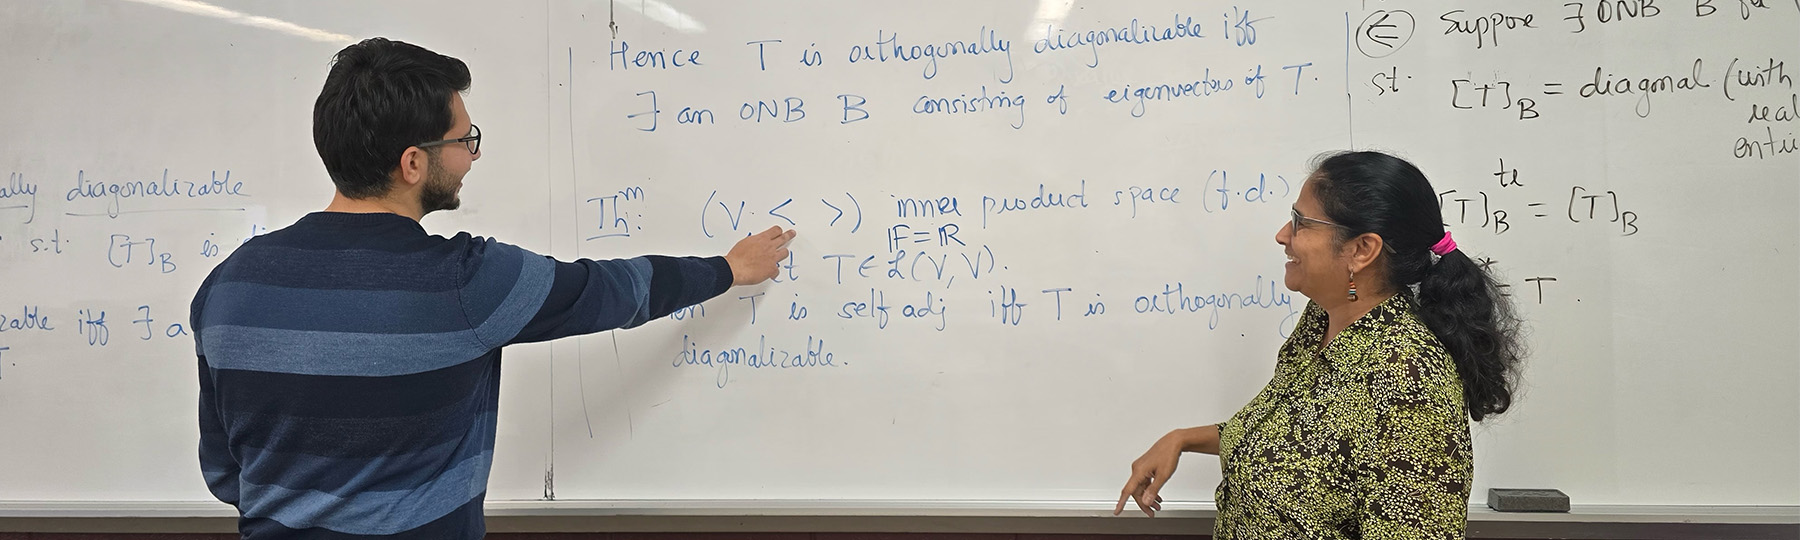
[
  {"xmin": 1354, "ymin": 3, "xmax": 1796, "ymax": 160},
  {"xmin": 1438, "ymin": 158, "xmax": 1643, "ymax": 236},
  {"xmin": 0, "ymin": 223, "xmax": 268, "ymax": 273},
  {"xmin": 611, "ymin": 9, "xmax": 1272, "ymax": 78},
  {"xmin": 584, "ymin": 171, "xmax": 1293, "ymax": 249},
  {"xmin": 1362, "ymin": 56, "xmax": 1794, "ymax": 157},
  {"xmin": 1358, "ymin": 1, "xmax": 1787, "ymax": 57},
  {"xmin": 616, "ymin": 62, "xmax": 1320, "ymax": 132},
  {"xmin": 0, "ymin": 304, "xmax": 190, "ymax": 348}
]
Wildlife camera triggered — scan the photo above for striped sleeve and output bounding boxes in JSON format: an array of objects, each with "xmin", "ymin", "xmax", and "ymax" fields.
[
  {"xmin": 507, "ymin": 254, "xmax": 732, "ymax": 345},
  {"xmin": 191, "ymin": 270, "xmax": 240, "ymax": 507},
  {"xmin": 455, "ymin": 238, "xmax": 556, "ymax": 349}
]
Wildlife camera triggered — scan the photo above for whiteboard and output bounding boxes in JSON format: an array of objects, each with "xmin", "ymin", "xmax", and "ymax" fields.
[{"xmin": 1, "ymin": 0, "xmax": 1796, "ymax": 509}]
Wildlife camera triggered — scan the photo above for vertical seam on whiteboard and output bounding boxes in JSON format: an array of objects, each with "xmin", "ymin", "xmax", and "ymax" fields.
[
  {"xmin": 570, "ymin": 59, "xmax": 596, "ymax": 444},
  {"xmin": 568, "ymin": 44, "xmax": 595, "ymax": 440},
  {"xmin": 544, "ymin": 0, "xmax": 557, "ymax": 501},
  {"xmin": 613, "ymin": 330, "xmax": 633, "ymax": 439},
  {"xmin": 1345, "ymin": 11, "xmax": 1355, "ymax": 149}
]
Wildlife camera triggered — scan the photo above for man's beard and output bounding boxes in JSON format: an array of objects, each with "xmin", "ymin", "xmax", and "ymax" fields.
[{"xmin": 419, "ymin": 155, "xmax": 461, "ymax": 214}]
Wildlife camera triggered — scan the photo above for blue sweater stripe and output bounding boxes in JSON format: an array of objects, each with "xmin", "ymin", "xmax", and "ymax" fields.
[
  {"xmin": 216, "ymin": 245, "xmax": 471, "ymax": 292},
  {"xmin": 200, "ymin": 282, "xmax": 467, "ymax": 334},
  {"xmin": 468, "ymin": 247, "xmax": 554, "ymax": 346},
  {"xmin": 203, "ymin": 325, "xmax": 489, "ymax": 377},
  {"xmin": 217, "ymin": 362, "xmax": 496, "ymax": 461},
  {"xmin": 455, "ymin": 238, "xmax": 527, "ymax": 326},
  {"xmin": 211, "ymin": 360, "xmax": 491, "ymax": 419},
  {"xmin": 234, "ymin": 431, "xmax": 482, "ymax": 496},
  {"xmin": 238, "ymin": 450, "xmax": 493, "ymax": 535}
]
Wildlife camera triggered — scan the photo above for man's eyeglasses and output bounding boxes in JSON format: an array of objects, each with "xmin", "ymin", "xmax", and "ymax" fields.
[{"xmin": 418, "ymin": 124, "xmax": 480, "ymax": 155}]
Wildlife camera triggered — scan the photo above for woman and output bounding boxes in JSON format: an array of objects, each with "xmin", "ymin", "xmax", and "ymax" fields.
[{"xmin": 1116, "ymin": 151, "xmax": 1524, "ymax": 539}]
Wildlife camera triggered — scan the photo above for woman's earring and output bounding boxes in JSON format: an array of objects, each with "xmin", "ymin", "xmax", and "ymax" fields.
[{"xmin": 1347, "ymin": 270, "xmax": 1359, "ymax": 302}]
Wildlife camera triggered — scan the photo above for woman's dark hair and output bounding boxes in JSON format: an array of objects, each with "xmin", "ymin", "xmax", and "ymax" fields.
[
  {"xmin": 313, "ymin": 38, "xmax": 470, "ymax": 199},
  {"xmin": 1310, "ymin": 150, "xmax": 1524, "ymax": 422}
]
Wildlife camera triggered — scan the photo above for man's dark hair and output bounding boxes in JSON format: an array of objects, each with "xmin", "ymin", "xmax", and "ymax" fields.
[{"xmin": 313, "ymin": 38, "xmax": 470, "ymax": 199}]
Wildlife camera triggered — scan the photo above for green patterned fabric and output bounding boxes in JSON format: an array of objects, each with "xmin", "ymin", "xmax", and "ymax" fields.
[{"xmin": 1215, "ymin": 294, "xmax": 1473, "ymax": 539}]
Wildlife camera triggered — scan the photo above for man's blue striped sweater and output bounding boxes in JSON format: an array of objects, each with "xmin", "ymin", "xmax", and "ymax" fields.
[{"xmin": 191, "ymin": 212, "xmax": 731, "ymax": 538}]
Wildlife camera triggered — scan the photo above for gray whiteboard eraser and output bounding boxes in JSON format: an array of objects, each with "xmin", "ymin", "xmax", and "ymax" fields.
[{"xmin": 1487, "ymin": 488, "xmax": 1570, "ymax": 512}]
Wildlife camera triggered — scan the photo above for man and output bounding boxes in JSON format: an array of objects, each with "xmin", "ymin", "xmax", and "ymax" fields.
[{"xmin": 190, "ymin": 37, "xmax": 794, "ymax": 539}]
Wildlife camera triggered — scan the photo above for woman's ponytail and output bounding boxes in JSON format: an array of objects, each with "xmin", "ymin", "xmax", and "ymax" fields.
[{"xmin": 1416, "ymin": 249, "xmax": 1524, "ymax": 421}]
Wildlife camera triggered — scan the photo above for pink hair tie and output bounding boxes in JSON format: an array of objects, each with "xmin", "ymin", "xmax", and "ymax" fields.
[{"xmin": 1430, "ymin": 232, "xmax": 1458, "ymax": 256}]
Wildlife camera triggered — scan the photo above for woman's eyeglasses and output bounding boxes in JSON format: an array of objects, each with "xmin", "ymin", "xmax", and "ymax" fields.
[
  {"xmin": 1291, "ymin": 207, "xmax": 1344, "ymax": 231},
  {"xmin": 1290, "ymin": 207, "xmax": 1399, "ymax": 254}
]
